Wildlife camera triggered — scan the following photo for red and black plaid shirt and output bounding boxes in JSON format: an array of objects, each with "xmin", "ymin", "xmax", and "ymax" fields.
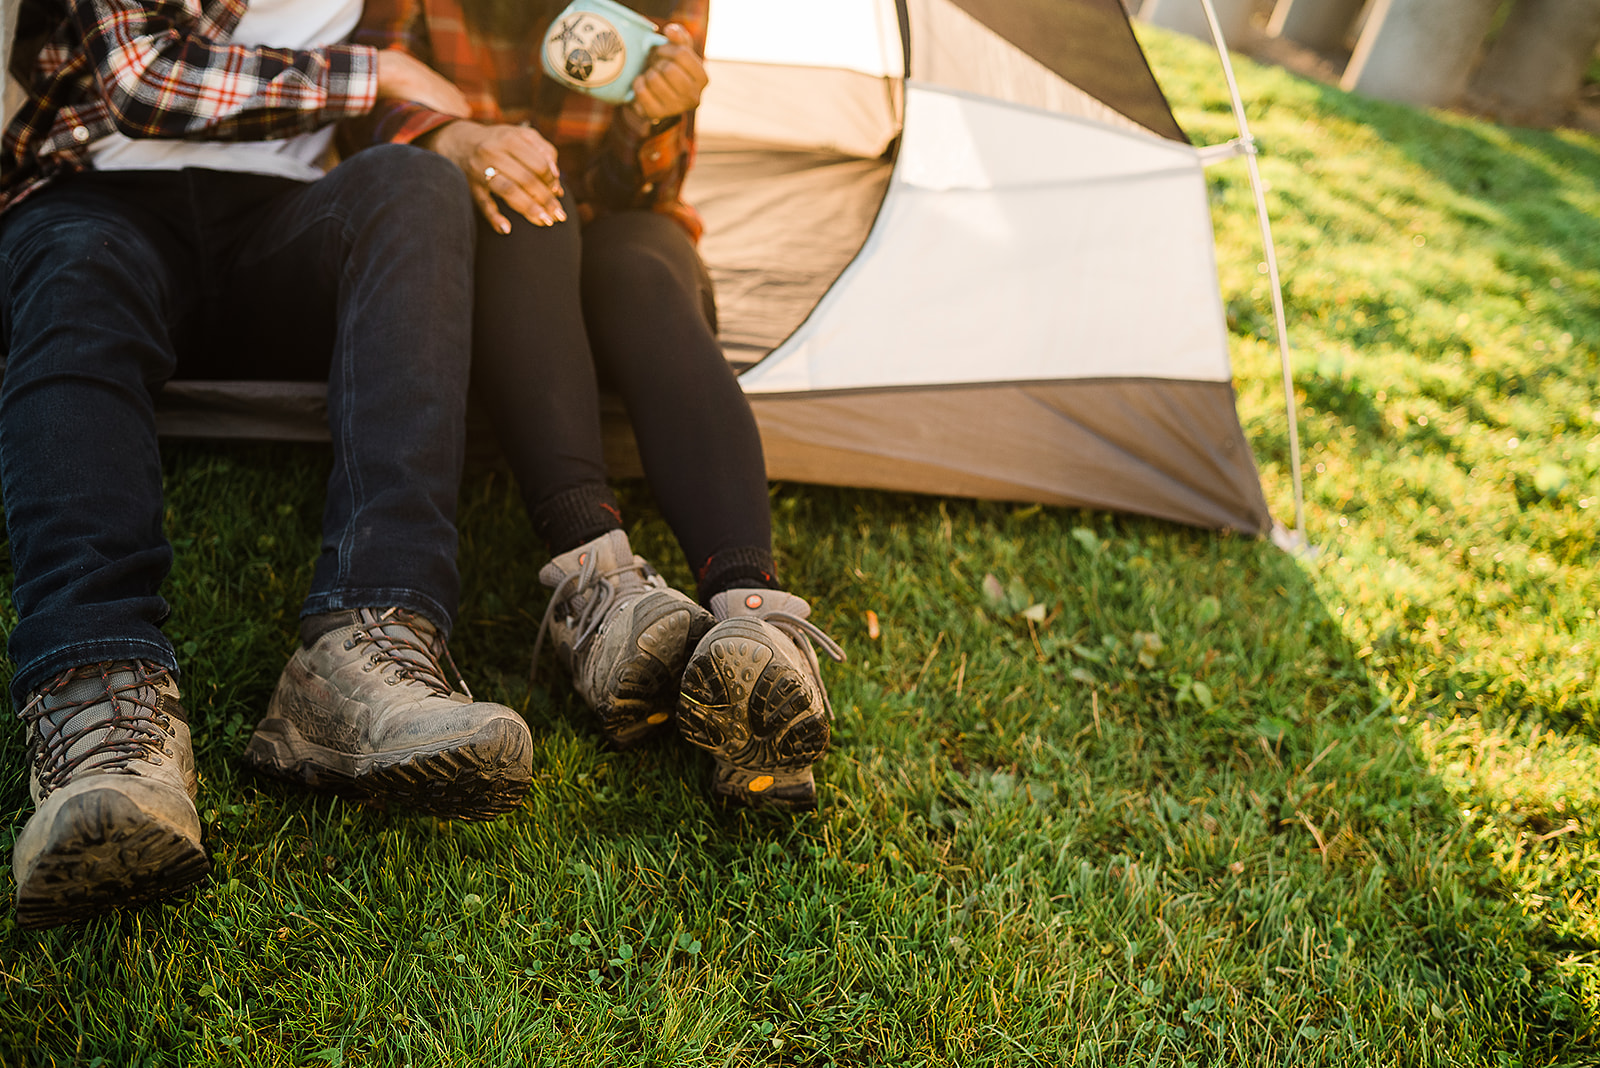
[
  {"xmin": 1, "ymin": 0, "xmax": 379, "ymax": 217},
  {"xmin": 340, "ymin": 0, "xmax": 707, "ymax": 240}
]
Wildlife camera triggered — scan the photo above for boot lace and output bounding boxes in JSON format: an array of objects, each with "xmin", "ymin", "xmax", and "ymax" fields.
[
  {"xmin": 531, "ymin": 553, "xmax": 667, "ymax": 680},
  {"xmin": 20, "ymin": 660, "xmax": 176, "ymax": 797},
  {"xmin": 742, "ymin": 602, "xmax": 846, "ymax": 720},
  {"xmin": 759, "ymin": 611, "xmax": 847, "ymax": 666},
  {"xmin": 345, "ymin": 607, "xmax": 473, "ymax": 700}
]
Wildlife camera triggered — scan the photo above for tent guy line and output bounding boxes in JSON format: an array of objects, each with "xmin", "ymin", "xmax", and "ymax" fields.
[{"xmin": 1191, "ymin": 0, "xmax": 1309, "ymax": 550}]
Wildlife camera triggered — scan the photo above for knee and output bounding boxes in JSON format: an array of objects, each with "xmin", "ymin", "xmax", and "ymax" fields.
[
  {"xmin": 366, "ymin": 143, "xmax": 471, "ymax": 200},
  {"xmin": 585, "ymin": 238, "xmax": 680, "ymax": 299},
  {"xmin": 334, "ymin": 144, "xmax": 474, "ymax": 236},
  {"xmin": 582, "ymin": 218, "xmax": 714, "ymax": 332},
  {"xmin": 3, "ymin": 210, "xmax": 160, "ymax": 290},
  {"xmin": 583, "ymin": 213, "xmax": 702, "ymax": 291},
  {"xmin": 1, "ymin": 209, "xmax": 173, "ymax": 375},
  {"xmin": 486, "ymin": 196, "xmax": 584, "ymax": 267}
]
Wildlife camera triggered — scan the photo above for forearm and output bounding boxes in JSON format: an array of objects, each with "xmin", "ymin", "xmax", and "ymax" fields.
[{"xmin": 74, "ymin": 0, "xmax": 379, "ymax": 141}]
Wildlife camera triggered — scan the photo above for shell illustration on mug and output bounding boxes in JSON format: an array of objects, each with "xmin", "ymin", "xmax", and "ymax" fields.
[{"xmin": 545, "ymin": 12, "xmax": 630, "ymax": 88}]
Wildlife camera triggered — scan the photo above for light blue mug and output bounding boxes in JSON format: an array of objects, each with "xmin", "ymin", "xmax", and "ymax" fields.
[{"xmin": 540, "ymin": 0, "xmax": 669, "ymax": 105}]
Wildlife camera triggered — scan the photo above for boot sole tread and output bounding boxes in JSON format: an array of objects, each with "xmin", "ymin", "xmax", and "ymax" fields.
[
  {"xmin": 15, "ymin": 820, "xmax": 210, "ymax": 929},
  {"xmin": 592, "ymin": 594, "xmax": 713, "ymax": 750},
  {"xmin": 243, "ymin": 717, "xmax": 532, "ymax": 821},
  {"xmin": 678, "ymin": 629, "xmax": 829, "ymax": 810}
]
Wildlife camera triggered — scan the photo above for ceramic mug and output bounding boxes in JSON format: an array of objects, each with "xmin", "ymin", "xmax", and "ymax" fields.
[{"xmin": 540, "ymin": 0, "xmax": 669, "ymax": 105}]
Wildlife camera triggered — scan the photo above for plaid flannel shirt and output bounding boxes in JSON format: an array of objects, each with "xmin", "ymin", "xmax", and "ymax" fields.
[
  {"xmin": 1, "ymin": 0, "xmax": 379, "ymax": 217},
  {"xmin": 340, "ymin": 0, "xmax": 706, "ymax": 241}
]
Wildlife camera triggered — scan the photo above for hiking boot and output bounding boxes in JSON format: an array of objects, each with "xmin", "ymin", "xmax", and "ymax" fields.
[
  {"xmin": 534, "ymin": 530, "xmax": 714, "ymax": 749},
  {"xmin": 677, "ymin": 589, "xmax": 845, "ymax": 810},
  {"xmin": 12, "ymin": 660, "xmax": 209, "ymax": 929},
  {"xmin": 244, "ymin": 608, "xmax": 533, "ymax": 820}
]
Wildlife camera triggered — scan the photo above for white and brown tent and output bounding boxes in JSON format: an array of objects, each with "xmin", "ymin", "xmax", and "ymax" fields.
[{"xmin": 3, "ymin": 0, "xmax": 1277, "ymax": 535}]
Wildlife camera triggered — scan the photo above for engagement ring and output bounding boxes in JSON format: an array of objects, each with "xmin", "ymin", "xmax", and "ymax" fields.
[{"xmin": 483, "ymin": 166, "xmax": 497, "ymax": 182}]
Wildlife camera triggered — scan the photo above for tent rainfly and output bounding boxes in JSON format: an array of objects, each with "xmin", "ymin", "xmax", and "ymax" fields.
[{"xmin": 3, "ymin": 0, "xmax": 1278, "ymax": 536}]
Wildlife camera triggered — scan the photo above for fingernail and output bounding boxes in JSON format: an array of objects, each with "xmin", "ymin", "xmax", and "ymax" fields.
[
  {"xmin": 497, "ymin": 220, "xmax": 511, "ymax": 235},
  {"xmin": 554, "ymin": 207, "xmax": 567, "ymax": 222}
]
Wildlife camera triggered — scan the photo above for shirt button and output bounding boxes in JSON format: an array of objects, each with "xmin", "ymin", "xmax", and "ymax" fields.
[
  {"xmin": 72, "ymin": 125, "xmax": 90, "ymax": 142},
  {"xmin": 640, "ymin": 182, "xmax": 654, "ymax": 193}
]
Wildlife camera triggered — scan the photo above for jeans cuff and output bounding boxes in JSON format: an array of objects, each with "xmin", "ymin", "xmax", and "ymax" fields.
[
  {"xmin": 10, "ymin": 637, "xmax": 179, "ymax": 711},
  {"xmin": 300, "ymin": 587, "xmax": 455, "ymax": 639}
]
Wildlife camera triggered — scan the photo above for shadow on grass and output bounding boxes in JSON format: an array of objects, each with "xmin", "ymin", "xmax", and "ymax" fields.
[{"xmin": 0, "ymin": 450, "xmax": 1593, "ymax": 1063}]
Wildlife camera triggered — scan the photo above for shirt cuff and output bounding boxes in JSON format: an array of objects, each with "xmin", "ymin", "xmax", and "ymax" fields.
[
  {"xmin": 636, "ymin": 118, "xmax": 682, "ymax": 183},
  {"xmin": 326, "ymin": 44, "xmax": 381, "ymax": 116}
]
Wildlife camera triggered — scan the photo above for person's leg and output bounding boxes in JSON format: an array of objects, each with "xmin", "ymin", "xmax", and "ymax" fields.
[
  {"xmin": 218, "ymin": 145, "xmax": 478, "ymax": 628},
  {"xmin": 210, "ymin": 148, "xmax": 531, "ymax": 817},
  {"xmin": 0, "ymin": 176, "xmax": 189, "ymax": 702},
  {"xmin": 468, "ymin": 203, "xmax": 709, "ymax": 747},
  {"xmin": 577, "ymin": 212, "xmax": 845, "ymax": 807},
  {"xmin": 578, "ymin": 210, "xmax": 777, "ymax": 603},
  {"xmin": 470, "ymin": 194, "xmax": 622, "ymax": 554},
  {"xmin": 0, "ymin": 173, "xmax": 209, "ymax": 926}
]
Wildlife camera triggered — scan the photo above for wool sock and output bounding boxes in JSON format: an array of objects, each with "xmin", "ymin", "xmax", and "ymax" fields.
[
  {"xmin": 531, "ymin": 482, "xmax": 625, "ymax": 555},
  {"xmin": 696, "ymin": 545, "xmax": 780, "ymax": 606}
]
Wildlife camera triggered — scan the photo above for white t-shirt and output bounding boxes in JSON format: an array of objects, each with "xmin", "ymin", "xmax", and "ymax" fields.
[{"xmin": 90, "ymin": 0, "xmax": 363, "ymax": 180}]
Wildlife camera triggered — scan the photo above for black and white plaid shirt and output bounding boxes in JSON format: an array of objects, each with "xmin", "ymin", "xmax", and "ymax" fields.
[{"xmin": 2, "ymin": 0, "xmax": 379, "ymax": 216}]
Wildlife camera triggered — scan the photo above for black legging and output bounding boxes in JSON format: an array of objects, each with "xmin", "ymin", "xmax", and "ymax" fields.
[{"xmin": 470, "ymin": 197, "xmax": 773, "ymax": 581}]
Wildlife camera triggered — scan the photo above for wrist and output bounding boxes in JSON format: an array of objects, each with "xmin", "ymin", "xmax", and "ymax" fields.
[
  {"xmin": 618, "ymin": 103, "xmax": 652, "ymax": 138},
  {"xmin": 620, "ymin": 104, "xmax": 680, "ymax": 138},
  {"xmin": 374, "ymin": 50, "xmax": 410, "ymax": 99},
  {"xmin": 421, "ymin": 119, "xmax": 475, "ymax": 154}
]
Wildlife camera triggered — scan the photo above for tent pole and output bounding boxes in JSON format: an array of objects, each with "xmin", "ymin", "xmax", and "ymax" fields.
[{"xmin": 1192, "ymin": 0, "xmax": 1309, "ymax": 549}]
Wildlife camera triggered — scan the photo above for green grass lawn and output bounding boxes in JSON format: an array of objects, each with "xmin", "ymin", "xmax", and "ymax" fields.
[{"xmin": 3, "ymin": 27, "xmax": 1599, "ymax": 1066}]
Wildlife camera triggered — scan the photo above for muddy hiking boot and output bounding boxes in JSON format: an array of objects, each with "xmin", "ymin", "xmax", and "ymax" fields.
[
  {"xmin": 245, "ymin": 607, "xmax": 533, "ymax": 821},
  {"xmin": 11, "ymin": 660, "xmax": 209, "ymax": 929},
  {"xmin": 534, "ymin": 530, "xmax": 713, "ymax": 749},
  {"xmin": 677, "ymin": 589, "xmax": 846, "ymax": 810}
]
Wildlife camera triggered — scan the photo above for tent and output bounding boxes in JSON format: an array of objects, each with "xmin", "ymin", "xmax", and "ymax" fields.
[
  {"xmin": 684, "ymin": 0, "xmax": 1273, "ymax": 534},
  {"xmin": 3, "ymin": 0, "xmax": 1282, "ymax": 536}
]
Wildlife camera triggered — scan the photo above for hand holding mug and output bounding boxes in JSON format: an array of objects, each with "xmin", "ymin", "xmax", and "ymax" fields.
[
  {"xmin": 625, "ymin": 23, "xmax": 708, "ymax": 123},
  {"xmin": 542, "ymin": 0, "xmax": 692, "ymax": 107}
]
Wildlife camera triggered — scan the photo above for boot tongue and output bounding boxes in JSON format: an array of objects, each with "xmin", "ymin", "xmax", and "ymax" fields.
[
  {"xmin": 710, "ymin": 588, "xmax": 811, "ymax": 622},
  {"xmin": 355, "ymin": 608, "xmax": 454, "ymax": 696},
  {"xmin": 539, "ymin": 530, "xmax": 659, "ymax": 619},
  {"xmin": 541, "ymin": 529, "xmax": 633, "ymax": 584},
  {"xmin": 360, "ymin": 605, "xmax": 439, "ymax": 640},
  {"xmin": 37, "ymin": 666, "xmax": 163, "ymax": 777}
]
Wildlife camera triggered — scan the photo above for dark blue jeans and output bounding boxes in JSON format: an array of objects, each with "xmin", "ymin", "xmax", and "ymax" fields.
[{"xmin": 0, "ymin": 144, "xmax": 476, "ymax": 707}]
